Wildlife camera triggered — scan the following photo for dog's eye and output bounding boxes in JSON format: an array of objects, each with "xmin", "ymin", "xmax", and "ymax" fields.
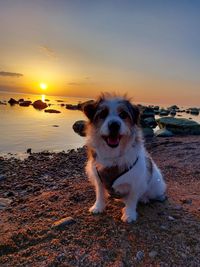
[
  {"xmin": 98, "ymin": 109, "xmax": 108, "ymax": 119},
  {"xmin": 119, "ymin": 111, "xmax": 128, "ymax": 119}
]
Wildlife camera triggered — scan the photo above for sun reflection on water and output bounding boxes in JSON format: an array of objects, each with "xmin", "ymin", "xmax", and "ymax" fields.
[{"xmin": 41, "ymin": 94, "xmax": 46, "ymax": 102}]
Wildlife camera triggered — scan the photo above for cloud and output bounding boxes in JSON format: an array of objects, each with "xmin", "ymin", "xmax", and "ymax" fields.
[
  {"xmin": 39, "ymin": 45, "xmax": 57, "ymax": 59},
  {"xmin": 68, "ymin": 82, "xmax": 82, "ymax": 86},
  {"xmin": 0, "ymin": 71, "xmax": 23, "ymax": 78}
]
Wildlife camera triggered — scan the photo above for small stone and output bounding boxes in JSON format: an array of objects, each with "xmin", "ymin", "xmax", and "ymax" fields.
[
  {"xmin": 160, "ymin": 225, "xmax": 168, "ymax": 230},
  {"xmin": 44, "ymin": 109, "xmax": 61, "ymax": 113},
  {"xmin": 135, "ymin": 251, "xmax": 145, "ymax": 262},
  {"xmin": 27, "ymin": 148, "xmax": 32, "ymax": 154},
  {"xmin": 149, "ymin": 250, "xmax": 158, "ymax": 258},
  {"xmin": 181, "ymin": 198, "xmax": 192, "ymax": 205},
  {"xmin": 157, "ymin": 211, "xmax": 165, "ymax": 216},
  {"xmin": 174, "ymin": 205, "xmax": 183, "ymax": 211},
  {"xmin": 0, "ymin": 198, "xmax": 12, "ymax": 209},
  {"xmin": 52, "ymin": 216, "xmax": 76, "ymax": 229},
  {"xmin": 168, "ymin": 216, "xmax": 175, "ymax": 221},
  {"xmin": 0, "ymin": 174, "xmax": 5, "ymax": 181}
]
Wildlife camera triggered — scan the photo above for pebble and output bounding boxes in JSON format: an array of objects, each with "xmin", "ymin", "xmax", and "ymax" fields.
[
  {"xmin": 181, "ymin": 198, "xmax": 192, "ymax": 205},
  {"xmin": 174, "ymin": 205, "xmax": 183, "ymax": 211},
  {"xmin": 135, "ymin": 251, "xmax": 145, "ymax": 262},
  {"xmin": 168, "ymin": 216, "xmax": 175, "ymax": 221},
  {"xmin": 160, "ymin": 225, "xmax": 168, "ymax": 230},
  {"xmin": 0, "ymin": 198, "xmax": 12, "ymax": 209},
  {"xmin": 52, "ymin": 216, "xmax": 76, "ymax": 229},
  {"xmin": 0, "ymin": 174, "xmax": 5, "ymax": 181},
  {"xmin": 149, "ymin": 250, "xmax": 158, "ymax": 258}
]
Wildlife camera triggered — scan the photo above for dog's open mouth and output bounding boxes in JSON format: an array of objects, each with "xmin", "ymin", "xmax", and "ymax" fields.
[{"xmin": 103, "ymin": 135, "xmax": 121, "ymax": 148}]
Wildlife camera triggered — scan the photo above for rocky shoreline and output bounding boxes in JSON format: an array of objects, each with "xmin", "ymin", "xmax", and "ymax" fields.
[{"xmin": 0, "ymin": 136, "xmax": 200, "ymax": 266}]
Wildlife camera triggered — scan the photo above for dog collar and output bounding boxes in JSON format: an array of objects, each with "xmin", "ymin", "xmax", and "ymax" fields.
[{"xmin": 96, "ymin": 156, "xmax": 139, "ymax": 199}]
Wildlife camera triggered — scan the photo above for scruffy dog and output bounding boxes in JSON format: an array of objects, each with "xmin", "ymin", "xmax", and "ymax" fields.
[{"xmin": 83, "ymin": 93, "xmax": 166, "ymax": 222}]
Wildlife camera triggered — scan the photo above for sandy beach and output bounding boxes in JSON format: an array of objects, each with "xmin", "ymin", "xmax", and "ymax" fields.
[{"xmin": 0, "ymin": 135, "xmax": 200, "ymax": 266}]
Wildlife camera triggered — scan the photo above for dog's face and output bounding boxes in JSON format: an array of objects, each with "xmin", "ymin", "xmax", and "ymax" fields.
[{"xmin": 83, "ymin": 95, "xmax": 140, "ymax": 150}]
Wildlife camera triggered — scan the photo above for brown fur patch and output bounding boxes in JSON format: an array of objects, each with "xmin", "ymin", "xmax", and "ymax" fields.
[{"xmin": 146, "ymin": 155, "xmax": 153, "ymax": 176}]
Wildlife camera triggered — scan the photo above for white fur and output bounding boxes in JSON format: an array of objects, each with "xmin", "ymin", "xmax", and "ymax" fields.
[{"xmin": 85, "ymin": 97, "xmax": 166, "ymax": 223}]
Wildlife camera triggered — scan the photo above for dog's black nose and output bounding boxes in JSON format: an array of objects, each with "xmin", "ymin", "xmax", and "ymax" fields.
[{"xmin": 108, "ymin": 120, "xmax": 121, "ymax": 134}]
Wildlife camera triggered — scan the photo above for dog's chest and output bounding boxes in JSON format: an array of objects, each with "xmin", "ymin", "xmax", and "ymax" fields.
[{"xmin": 96, "ymin": 164, "xmax": 129, "ymax": 198}]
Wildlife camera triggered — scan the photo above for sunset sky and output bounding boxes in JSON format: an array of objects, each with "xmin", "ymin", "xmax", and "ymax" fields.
[{"xmin": 0, "ymin": 0, "xmax": 200, "ymax": 105}]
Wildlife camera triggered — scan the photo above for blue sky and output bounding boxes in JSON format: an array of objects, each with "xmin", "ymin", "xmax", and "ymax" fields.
[{"xmin": 0, "ymin": 0, "xmax": 200, "ymax": 105}]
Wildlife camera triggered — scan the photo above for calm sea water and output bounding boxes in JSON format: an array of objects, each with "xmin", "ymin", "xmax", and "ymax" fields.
[
  {"xmin": 0, "ymin": 92, "xmax": 87, "ymax": 157},
  {"xmin": 0, "ymin": 91, "xmax": 199, "ymax": 157}
]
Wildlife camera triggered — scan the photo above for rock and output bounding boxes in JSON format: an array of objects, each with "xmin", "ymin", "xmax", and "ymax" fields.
[
  {"xmin": 170, "ymin": 109, "xmax": 176, "ymax": 116},
  {"xmin": 44, "ymin": 109, "xmax": 61, "ymax": 113},
  {"xmin": 168, "ymin": 216, "xmax": 175, "ymax": 221},
  {"xmin": 181, "ymin": 198, "xmax": 192, "ymax": 205},
  {"xmin": 66, "ymin": 104, "xmax": 78, "ymax": 110},
  {"xmin": 142, "ymin": 127, "xmax": 154, "ymax": 137},
  {"xmin": 143, "ymin": 117, "xmax": 157, "ymax": 128},
  {"xmin": 0, "ymin": 101, "xmax": 7, "ymax": 105},
  {"xmin": 56, "ymin": 100, "xmax": 64, "ymax": 102},
  {"xmin": 141, "ymin": 107, "xmax": 155, "ymax": 118},
  {"xmin": 154, "ymin": 110, "xmax": 160, "ymax": 115},
  {"xmin": 168, "ymin": 105, "xmax": 179, "ymax": 110},
  {"xmin": 153, "ymin": 106, "xmax": 159, "ymax": 111},
  {"xmin": 45, "ymin": 99, "xmax": 50, "ymax": 101},
  {"xmin": 33, "ymin": 100, "xmax": 48, "ymax": 110},
  {"xmin": 52, "ymin": 125, "xmax": 59, "ymax": 127},
  {"xmin": 0, "ymin": 174, "xmax": 5, "ymax": 181},
  {"xmin": 189, "ymin": 108, "xmax": 199, "ymax": 115},
  {"xmin": 19, "ymin": 101, "xmax": 32, "ymax": 107},
  {"xmin": 0, "ymin": 198, "xmax": 12, "ymax": 209},
  {"xmin": 135, "ymin": 251, "xmax": 145, "ymax": 262},
  {"xmin": 52, "ymin": 216, "xmax": 76, "ymax": 229},
  {"xmin": 159, "ymin": 109, "xmax": 170, "ymax": 116},
  {"xmin": 27, "ymin": 148, "xmax": 32, "ymax": 154},
  {"xmin": 157, "ymin": 117, "xmax": 200, "ymax": 135},
  {"xmin": 149, "ymin": 250, "xmax": 158, "ymax": 258},
  {"xmin": 160, "ymin": 225, "xmax": 168, "ymax": 230},
  {"xmin": 8, "ymin": 98, "xmax": 18, "ymax": 105},
  {"xmin": 18, "ymin": 98, "xmax": 24, "ymax": 102},
  {"xmin": 72, "ymin": 120, "xmax": 86, "ymax": 137},
  {"xmin": 155, "ymin": 129, "xmax": 174, "ymax": 137}
]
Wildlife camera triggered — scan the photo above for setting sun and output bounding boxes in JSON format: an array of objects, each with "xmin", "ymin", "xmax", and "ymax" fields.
[{"xmin": 40, "ymin": 83, "xmax": 48, "ymax": 90}]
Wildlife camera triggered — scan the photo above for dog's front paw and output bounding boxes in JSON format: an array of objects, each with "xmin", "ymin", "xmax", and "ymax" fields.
[
  {"xmin": 121, "ymin": 208, "xmax": 137, "ymax": 223},
  {"xmin": 89, "ymin": 203, "xmax": 105, "ymax": 214}
]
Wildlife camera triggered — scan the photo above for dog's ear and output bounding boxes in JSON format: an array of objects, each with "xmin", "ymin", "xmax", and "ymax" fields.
[
  {"xmin": 83, "ymin": 102, "xmax": 97, "ymax": 121},
  {"xmin": 126, "ymin": 101, "xmax": 140, "ymax": 125}
]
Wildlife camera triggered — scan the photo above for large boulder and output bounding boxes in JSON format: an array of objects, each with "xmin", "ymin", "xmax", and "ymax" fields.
[
  {"xmin": 72, "ymin": 120, "xmax": 86, "ymax": 137},
  {"xmin": 155, "ymin": 129, "xmax": 174, "ymax": 137},
  {"xmin": 157, "ymin": 117, "xmax": 200, "ymax": 135},
  {"xmin": 33, "ymin": 100, "xmax": 48, "ymax": 110}
]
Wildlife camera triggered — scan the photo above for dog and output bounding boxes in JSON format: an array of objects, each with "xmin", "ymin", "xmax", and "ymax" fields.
[{"xmin": 82, "ymin": 93, "xmax": 166, "ymax": 222}]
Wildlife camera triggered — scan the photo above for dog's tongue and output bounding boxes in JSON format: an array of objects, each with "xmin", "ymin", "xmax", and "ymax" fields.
[{"xmin": 107, "ymin": 136, "xmax": 120, "ymax": 146}]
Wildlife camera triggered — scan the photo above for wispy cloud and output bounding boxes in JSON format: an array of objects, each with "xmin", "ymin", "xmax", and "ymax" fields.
[
  {"xmin": 39, "ymin": 45, "xmax": 57, "ymax": 59},
  {"xmin": 68, "ymin": 82, "xmax": 82, "ymax": 86},
  {"xmin": 0, "ymin": 71, "xmax": 23, "ymax": 77}
]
